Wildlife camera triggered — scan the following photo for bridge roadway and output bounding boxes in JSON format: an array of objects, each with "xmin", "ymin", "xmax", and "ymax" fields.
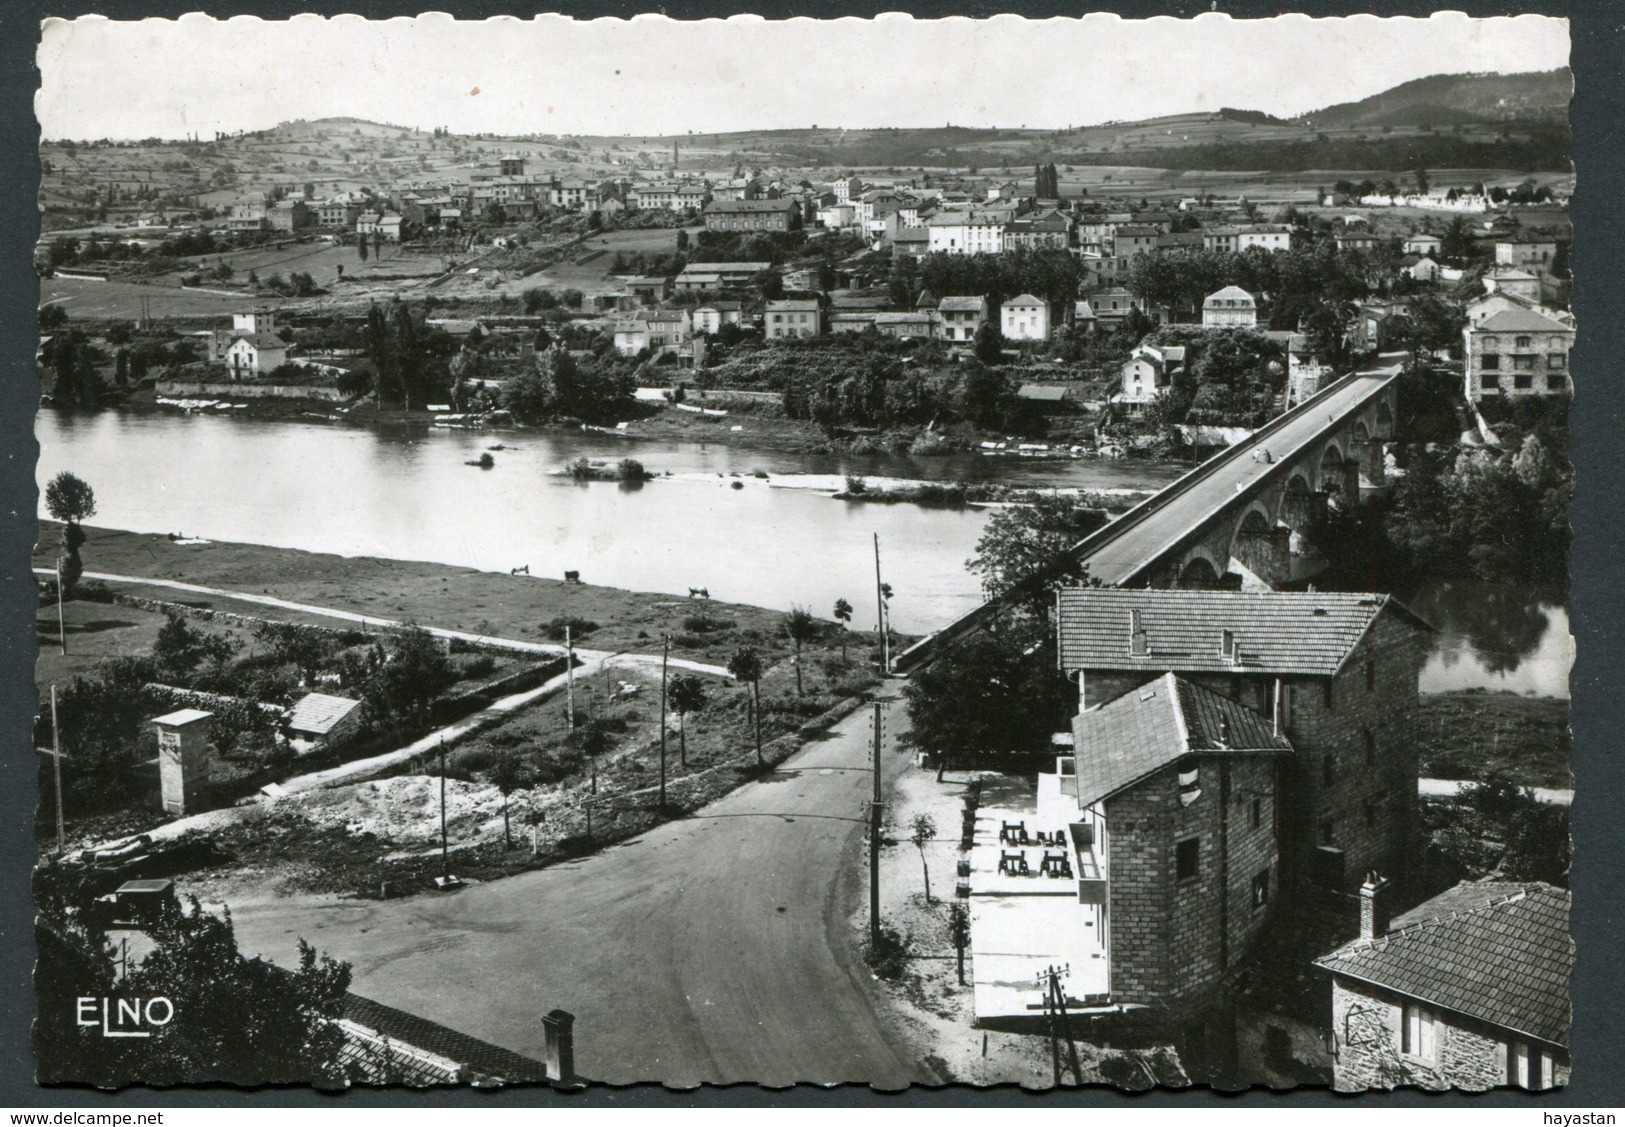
[{"xmin": 894, "ymin": 352, "xmax": 1410, "ymax": 672}]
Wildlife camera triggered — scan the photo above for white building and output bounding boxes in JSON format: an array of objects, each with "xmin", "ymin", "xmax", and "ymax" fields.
[
  {"xmin": 1115, "ymin": 343, "xmax": 1186, "ymax": 413},
  {"xmin": 1000, "ymin": 294, "xmax": 1050, "ymax": 342},
  {"xmin": 926, "ymin": 212, "xmax": 1005, "ymax": 255},
  {"xmin": 1202, "ymin": 285, "xmax": 1258, "ymax": 329}
]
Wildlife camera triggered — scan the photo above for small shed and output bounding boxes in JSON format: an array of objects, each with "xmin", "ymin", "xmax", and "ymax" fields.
[{"xmin": 284, "ymin": 692, "xmax": 364, "ymax": 752}]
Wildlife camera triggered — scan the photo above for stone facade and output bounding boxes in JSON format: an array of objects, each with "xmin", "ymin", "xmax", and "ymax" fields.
[
  {"xmin": 1329, "ymin": 978, "xmax": 1569, "ymax": 1092},
  {"xmin": 1104, "ymin": 754, "xmax": 1280, "ymax": 1011},
  {"xmin": 1074, "ymin": 610, "xmax": 1427, "ymax": 895},
  {"xmin": 1462, "ymin": 315, "xmax": 1573, "ymax": 403}
]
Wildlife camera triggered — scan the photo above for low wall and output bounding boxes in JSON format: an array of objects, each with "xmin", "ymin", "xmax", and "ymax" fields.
[{"xmin": 155, "ymin": 379, "xmax": 354, "ymax": 403}]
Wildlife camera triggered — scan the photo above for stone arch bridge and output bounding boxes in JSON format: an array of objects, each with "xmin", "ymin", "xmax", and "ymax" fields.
[{"xmin": 894, "ymin": 353, "xmax": 1409, "ymax": 673}]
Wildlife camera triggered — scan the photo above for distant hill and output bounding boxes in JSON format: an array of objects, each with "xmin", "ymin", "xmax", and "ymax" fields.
[{"xmin": 1296, "ymin": 69, "xmax": 1572, "ymax": 130}]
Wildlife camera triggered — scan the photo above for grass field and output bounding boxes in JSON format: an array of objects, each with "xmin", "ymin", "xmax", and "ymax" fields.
[{"xmin": 1416, "ymin": 689, "xmax": 1571, "ymax": 790}]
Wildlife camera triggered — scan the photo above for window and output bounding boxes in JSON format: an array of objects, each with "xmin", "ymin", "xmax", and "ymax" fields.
[
  {"xmin": 1402, "ymin": 1003, "xmax": 1438, "ymax": 1061},
  {"xmin": 1547, "ymin": 374, "xmax": 1568, "ymax": 391},
  {"xmin": 1481, "ymin": 353, "xmax": 1501, "ymax": 369},
  {"xmin": 1508, "ymin": 1041, "xmax": 1554, "ymax": 1091},
  {"xmin": 1175, "ymin": 837, "xmax": 1200, "ymax": 882},
  {"xmin": 1251, "ymin": 798, "xmax": 1262, "ymax": 830},
  {"xmin": 1549, "ymin": 352, "xmax": 1567, "ymax": 369},
  {"xmin": 1515, "ymin": 374, "xmax": 1534, "ymax": 389},
  {"xmin": 1480, "ymin": 372, "xmax": 1498, "ymax": 390},
  {"xmin": 1515, "ymin": 335, "xmax": 1533, "ymax": 348},
  {"xmin": 1514, "ymin": 355, "xmax": 1535, "ymax": 371},
  {"xmin": 1252, "ymin": 868, "xmax": 1270, "ymax": 909}
]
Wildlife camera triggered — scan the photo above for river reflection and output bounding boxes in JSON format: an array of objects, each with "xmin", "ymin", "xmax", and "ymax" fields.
[{"xmin": 1405, "ymin": 577, "xmax": 1572, "ymax": 699}]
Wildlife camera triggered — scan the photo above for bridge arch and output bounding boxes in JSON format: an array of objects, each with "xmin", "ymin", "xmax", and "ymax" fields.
[
  {"xmin": 1352, "ymin": 421, "xmax": 1374, "ymax": 480},
  {"xmin": 1175, "ymin": 552, "xmax": 1224, "ymax": 589},
  {"xmin": 1318, "ymin": 442, "xmax": 1345, "ymax": 494},
  {"xmin": 1375, "ymin": 401, "xmax": 1394, "ymax": 439}
]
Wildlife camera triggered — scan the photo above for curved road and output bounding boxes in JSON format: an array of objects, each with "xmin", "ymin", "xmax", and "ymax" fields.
[{"xmin": 227, "ymin": 684, "xmax": 934, "ymax": 1088}]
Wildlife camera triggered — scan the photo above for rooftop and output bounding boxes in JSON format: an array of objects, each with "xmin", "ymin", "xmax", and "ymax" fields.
[
  {"xmin": 152, "ymin": 708, "xmax": 213, "ymax": 727},
  {"xmin": 286, "ymin": 692, "xmax": 362, "ymax": 736},
  {"xmin": 1057, "ymin": 589, "xmax": 1430, "ymax": 677},
  {"xmin": 1071, "ymin": 672, "xmax": 1291, "ymax": 808},
  {"xmin": 1475, "ymin": 308, "xmax": 1574, "ymax": 334},
  {"xmin": 1315, "ymin": 881, "xmax": 1572, "ymax": 1048}
]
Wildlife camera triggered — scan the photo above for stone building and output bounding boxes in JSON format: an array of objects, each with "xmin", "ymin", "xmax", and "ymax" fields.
[
  {"xmin": 1055, "ymin": 589, "xmax": 1433, "ymax": 895},
  {"xmin": 1037, "ymin": 672, "xmax": 1289, "ymax": 1014},
  {"xmin": 764, "ymin": 299, "xmax": 822, "ymax": 340},
  {"xmin": 1315, "ymin": 879, "xmax": 1571, "ymax": 1091},
  {"xmin": 702, "ymin": 199, "xmax": 800, "ymax": 234},
  {"xmin": 1462, "ymin": 308, "xmax": 1574, "ymax": 403}
]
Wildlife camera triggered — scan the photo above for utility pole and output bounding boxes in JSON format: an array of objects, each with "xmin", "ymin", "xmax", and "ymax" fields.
[
  {"xmin": 439, "ymin": 736, "xmax": 449, "ymax": 881},
  {"xmin": 873, "ymin": 534, "xmax": 889, "ymax": 674},
  {"xmin": 565, "ymin": 625, "xmax": 575, "ymax": 730},
  {"xmin": 50, "ymin": 684, "xmax": 64, "ymax": 856},
  {"xmin": 55, "ymin": 560, "xmax": 66, "ymax": 656},
  {"xmin": 1038, "ymin": 964, "xmax": 1084, "ymax": 1087},
  {"xmin": 658, "ymin": 633, "xmax": 669, "ymax": 808},
  {"xmin": 867, "ymin": 701, "xmax": 886, "ymax": 949}
]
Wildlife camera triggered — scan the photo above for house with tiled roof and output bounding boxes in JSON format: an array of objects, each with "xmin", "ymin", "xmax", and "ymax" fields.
[
  {"xmin": 338, "ymin": 993, "xmax": 561, "ymax": 1086},
  {"xmin": 1202, "ymin": 285, "xmax": 1258, "ymax": 329},
  {"xmin": 1055, "ymin": 589, "xmax": 1432, "ymax": 894},
  {"xmin": 1315, "ymin": 879, "xmax": 1571, "ymax": 1091},
  {"xmin": 764, "ymin": 298, "xmax": 822, "ymax": 340},
  {"xmin": 1001, "ymin": 293, "xmax": 1050, "ymax": 341},
  {"xmin": 1462, "ymin": 306, "xmax": 1574, "ymax": 403},
  {"xmin": 1029, "ymin": 671, "xmax": 1291, "ymax": 1015},
  {"xmin": 1116, "ymin": 343, "xmax": 1186, "ymax": 413}
]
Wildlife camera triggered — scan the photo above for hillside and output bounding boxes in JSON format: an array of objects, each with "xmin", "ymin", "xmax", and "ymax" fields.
[{"xmin": 1297, "ymin": 69, "xmax": 1572, "ymax": 130}]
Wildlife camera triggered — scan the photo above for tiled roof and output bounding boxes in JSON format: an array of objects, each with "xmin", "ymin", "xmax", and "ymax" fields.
[
  {"xmin": 1003, "ymin": 293, "xmax": 1044, "ymax": 308},
  {"xmin": 707, "ymin": 199, "xmax": 795, "ymax": 213},
  {"xmin": 340, "ymin": 993, "xmax": 552, "ymax": 1084},
  {"xmin": 231, "ymin": 333, "xmax": 287, "ymax": 350},
  {"xmin": 766, "ymin": 299, "xmax": 820, "ymax": 312},
  {"xmin": 286, "ymin": 692, "xmax": 361, "ymax": 736},
  {"xmin": 1475, "ymin": 308, "xmax": 1573, "ymax": 334},
  {"xmin": 1315, "ymin": 882, "xmax": 1572, "ymax": 1047},
  {"xmin": 1070, "ymin": 672, "xmax": 1290, "ymax": 808},
  {"xmin": 1056, "ymin": 589, "xmax": 1430, "ymax": 677},
  {"xmin": 1204, "ymin": 285, "xmax": 1256, "ymax": 306},
  {"xmin": 939, "ymin": 296, "xmax": 985, "ymax": 312}
]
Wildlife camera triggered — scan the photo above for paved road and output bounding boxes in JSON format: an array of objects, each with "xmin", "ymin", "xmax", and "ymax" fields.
[{"xmin": 228, "ymin": 685, "xmax": 933, "ymax": 1088}]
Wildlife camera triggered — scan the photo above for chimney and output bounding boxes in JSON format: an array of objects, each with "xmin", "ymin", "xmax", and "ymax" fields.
[
  {"xmin": 1358, "ymin": 871, "xmax": 1391, "ymax": 941},
  {"xmin": 1129, "ymin": 609, "xmax": 1148, "ymax": 657}
]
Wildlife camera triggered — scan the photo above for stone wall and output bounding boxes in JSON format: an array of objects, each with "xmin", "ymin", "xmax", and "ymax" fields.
[
  {"xmin": 156, "ymin": 379, "xmax": 353, "ymax": 403},
  {"xmin": 1104, "ymin": 753, "xmax": 1279, "ymax": 1013},
  {"xmin": 1329, "ymin": 977, "xmax": 1570, "ymax": 1092}
]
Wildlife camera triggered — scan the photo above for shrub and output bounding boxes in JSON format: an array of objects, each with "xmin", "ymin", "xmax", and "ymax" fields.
[
  {"xmin": 617, "ymin": 458, "xmax": 646, "ymax": 481},
  {"xmin": 542, "ymin": 616, "xmax": 599, "ymax": 641},
  {"xmin": 565, "ymin": 457, "xmax": 594, "ymax": 481},
  {"xmin": 73, "ymin": 580, "xmax": 115, "ymax": 604},
  {"xmin": 863, "ymin": 924, "xmax": 910, "ymax": 980},
  {"xmin": 681, "ymin": 614, "xmax": 735, "ymax": 634},
  {"xmin": 460, "ymin": 655, "xmax": 498, "ymax": 681},
  {"xmin": 844, "ymin": 475, "xmax": 868, "ymax": 496}
]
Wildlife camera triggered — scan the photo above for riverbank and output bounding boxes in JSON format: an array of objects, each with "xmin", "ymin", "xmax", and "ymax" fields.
[{"xmin": 37, "ymin": 524, "xmax": 890, "ymax": 669}]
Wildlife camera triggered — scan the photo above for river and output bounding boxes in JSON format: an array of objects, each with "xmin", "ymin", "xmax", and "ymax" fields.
[
  {"xmin": 36, "ymin": 410, "xmax": 1571, "ymax": 696},
  {"xmin": 34, "ymin": 409, "xmax": 1183, "ymax": 635}
]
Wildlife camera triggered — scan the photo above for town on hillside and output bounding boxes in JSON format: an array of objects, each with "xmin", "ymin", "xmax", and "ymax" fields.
[{"xmin": 31, "ymin": 31, "xmax": 1575, "ymax": 1097}]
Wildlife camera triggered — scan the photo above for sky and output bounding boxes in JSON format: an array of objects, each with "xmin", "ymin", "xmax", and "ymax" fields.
[{"xmin": 36, "ymin": 12, "xmax": 1570, "ymax": 142}]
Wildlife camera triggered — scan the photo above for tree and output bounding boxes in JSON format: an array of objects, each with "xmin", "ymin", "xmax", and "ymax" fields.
[
  {"xmin": 367, "ymin": 626, "xmax": 455, "ymax": 724},
  {"xmin": 958, "ymin": 360, "xmax": 1011, "ymax": 429},
  {"xmin": 152, "ymin": 612, "xmax": 236, "ymax": 685},
  {"xmin": 966, "ymin": 495, "xmax": 1102, "ymax": 621},
  {"xmin": 910, "ymin": 813, "xmax": 938, "ymax": 903},
  {"xmin": 783, "ymin": 608, "xmax": 820, "ymax": 696},
  {"xmin": 727, "ymin": 646, "xmax": 765, "ymax": 766},
  {"xmin": 486, "ymin": 750, "xmax": 533, "ymax": 849},
  {"xmin": 832, "ymin": 597, "xmax": 854, "ymax": 659},
  {"xmin": 675, "ymin": 228, "xmax": 689, "ymax": 252},
  {"xmin": 902, "ymin": 619, "xmax": 1069, "ymax": 776},
  {"xmin": 973, "ymin": 318, "xmax": 1004, "ymax": 366},
  {"xmin": 358, "ymin": 236, "xmax": 368, "ymax": 262},
  {"xmin": 1414, "ymin": 166, "xmax": 1431, "ymax": 196},
  {"xmin": 45, "ymin": 471, "xmax": 96, "ymax": 598},
  {"xmin": 41, "ymin": 897, "xmax": 352, "ymax": 1086},
  {"xmin": 668, "ymin": 674, "xmax": 707, "ymax": 767},
  {"xmin": 948, "ymin": 901, "xmax": 972, "ymax": 984}
]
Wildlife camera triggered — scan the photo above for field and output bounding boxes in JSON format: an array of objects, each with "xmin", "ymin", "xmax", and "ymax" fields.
[{"xmin": 1415, "ymin": 689, "xmax": 1571, "ymax": 790}]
